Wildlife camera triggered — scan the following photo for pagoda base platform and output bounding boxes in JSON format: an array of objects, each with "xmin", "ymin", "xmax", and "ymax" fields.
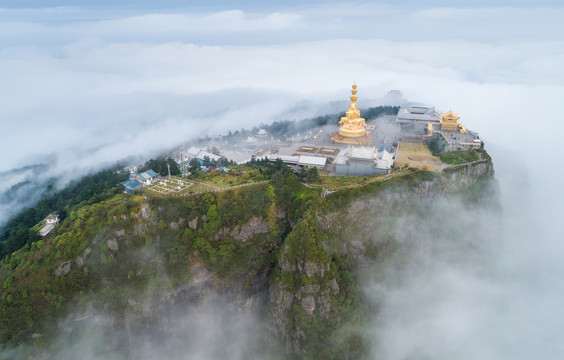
[{"xmin": 330, "ymin": 132, "xmax": 371, "ymax": 145}]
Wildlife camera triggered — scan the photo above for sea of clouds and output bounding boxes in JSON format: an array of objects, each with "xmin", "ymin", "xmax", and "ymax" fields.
[
  {"xmin": 1, "ymin": 3, "xmax": 563, "ymax": 225},
  {"xmin": 1, "ymin": 1, "xmax": 563, "ymax": 358}
]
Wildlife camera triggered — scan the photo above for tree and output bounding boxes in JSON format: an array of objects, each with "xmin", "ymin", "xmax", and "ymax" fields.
[
  {"xmin": 194, "ymin": 237, "xmax": 217, "ymax": 264},
  {"xmin": 202, "ymin": 155, "xmax": 214, "ymax": 168},
  {"xmin": 306, "ymin": 167, "xmax": 320, "ymax": 183},
  {"xmin": 206, "ymin": 204, "xmax": 219, "ymax": 222},
  {"xmin": 141, "ymin": 158, "xmax": 179, "ymax": 176},
  {"xmin": 166, "ymin": 158, "xmax": 180, "ymax": 176},
  {"xmin": 427, "ymin": 138, "xmax": 441, "ymax": 156},
  {"xmin": 189, "ymin": 158, "xmax": 201, "ymax": 173},
  {"xmin": 274, "ymin": 158, "xmax": 286, "ymax": 171},
  {"xmin": 217, "ymin": 157, "xmax": 231, "ymax": 167}
]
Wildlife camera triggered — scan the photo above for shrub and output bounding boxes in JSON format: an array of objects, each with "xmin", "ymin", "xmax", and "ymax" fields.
[{"xmin": 439, "ymin": 150, "xmax": 479, "ymax": 165}]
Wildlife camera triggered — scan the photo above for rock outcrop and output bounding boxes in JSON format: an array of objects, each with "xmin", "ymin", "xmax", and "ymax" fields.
[
  {"xmin": 269, "ymin": 160, "xmax": 496, "ymax": 355},
  {"xmin": 54, "ymin": 261, "xmax": 71, "ymax": 277},
  {"xmin": 214, "ymin": 217, "xmax": 269, "ymax": 242}
]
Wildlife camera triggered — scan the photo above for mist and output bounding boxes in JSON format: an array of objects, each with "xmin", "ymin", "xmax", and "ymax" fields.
[
  {"xmin": 358, "ymin": 150, "xmax": 563, "ymax": 359},
  {"xmin": 2, "ymin": 1, "xmax": 564, "ymax": 358},
  {"xmin": 51, "ymin": 296, "xmax": 272, "ymax": 360}
]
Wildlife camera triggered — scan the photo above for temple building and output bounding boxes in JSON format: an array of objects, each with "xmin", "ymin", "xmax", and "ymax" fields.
[
  {"xmin": 427, "ymin": 110, "xmax": 468, "ymax": 137},
  {"xmin": 439, "ymin": 110, "xmax": 467, "ymax": 132},
  {"xmin": 396, "ymin": 106, "xmax": 441, "ymax": 126},
  {"xmin": 427, "ymin": 110, "xmax": 482, "ymax": 152},
  {"xmin": 396, "ymin": 106, "xmax": 442, "ymax": 138},
  {"xmin": 331, "ymin": 84, "xmax": 371, "ymax": 144}
]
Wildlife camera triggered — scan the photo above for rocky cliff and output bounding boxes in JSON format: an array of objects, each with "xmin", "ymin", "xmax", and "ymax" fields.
[
  {"xmin": 0, "ymin": 159, "xmax": 496, "ymax": 359},
  {"xmin": 267, "ymin": 160, "xmax": 496, "ymax": 357}
]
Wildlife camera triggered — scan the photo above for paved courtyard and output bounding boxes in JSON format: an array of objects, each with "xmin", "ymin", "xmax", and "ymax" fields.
[{"xmin": 395, "ymin": 142, "xmax": 442, "ymax": 171}]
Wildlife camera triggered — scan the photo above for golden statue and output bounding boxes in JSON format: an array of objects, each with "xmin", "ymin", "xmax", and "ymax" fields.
[{"xmin": 331, "ymin": 83, "xmax": 371, "ymax": 144}]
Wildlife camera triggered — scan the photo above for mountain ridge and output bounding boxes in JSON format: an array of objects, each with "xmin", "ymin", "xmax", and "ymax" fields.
[{"xmin": 0, "ymin": 157, "xmax": 497, "ymax": 359}]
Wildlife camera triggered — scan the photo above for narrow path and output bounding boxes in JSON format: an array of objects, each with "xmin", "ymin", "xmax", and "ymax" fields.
[
  {"xmin": 188, "ymin": 179, "xmax": 221, "ymax": 191},
  {"xmin": 189, "ymin": 179, "xmax": 270, "ymax": 192},
  {"xmin": 305, "ymin": 169, "xmax": 416, "ymax": 192},
  {"xmin": 435, "ymin": 153, "xmax": 489, "ymax": 172}
]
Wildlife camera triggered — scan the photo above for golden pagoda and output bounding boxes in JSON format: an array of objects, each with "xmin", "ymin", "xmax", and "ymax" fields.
[
  {"xmin": 440, "ymin": 110, "xmax": 467, "ymax": 132},
  {"xmin": 331, "ymin": 83, "xmax": 371, "ymax": 144}
]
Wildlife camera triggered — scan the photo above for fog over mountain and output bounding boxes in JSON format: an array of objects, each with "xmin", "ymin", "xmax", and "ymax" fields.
[{"xmin": 1, "ymin": 1, "xmax": 563, "ymax": 358}]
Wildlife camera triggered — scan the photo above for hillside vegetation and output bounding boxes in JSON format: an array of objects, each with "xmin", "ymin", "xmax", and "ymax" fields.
[
  {"xmin": 0, "ymin": 161, "xmax": 318, "ymax": 353},
  {"xmin": 0, "ymin": 151, "xmax": 495, "ymax": 359},
  {"xmin": 0, "ymin": 169, "xmax": 128, "ymax": 259}
]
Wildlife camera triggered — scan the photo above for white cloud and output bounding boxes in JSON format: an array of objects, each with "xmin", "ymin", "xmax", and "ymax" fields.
[
  {"xmin": 1, "ymin": 3, "xmax": 564, "ymax": 357},
  {"xmin": 1, "ymin": 4, "xmax": 562, "ymax": 213}
]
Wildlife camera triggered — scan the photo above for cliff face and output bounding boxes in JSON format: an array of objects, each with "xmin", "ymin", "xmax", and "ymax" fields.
[
  {"xmin": 269, "ymin": 214, "xmax": 344, "ymax": 355},
  {"xmin": 268, "ymin": 160, "xmax": 496, "ymax": 357},
  {"xmin": 0, "ymin": 160, "xmax": 496, "ymax": 359}
]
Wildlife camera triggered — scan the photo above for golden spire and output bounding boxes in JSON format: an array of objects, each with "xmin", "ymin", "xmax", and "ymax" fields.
[{"xmin": 350, "ymin": 83, "xmax": 358, "ymax": 105}]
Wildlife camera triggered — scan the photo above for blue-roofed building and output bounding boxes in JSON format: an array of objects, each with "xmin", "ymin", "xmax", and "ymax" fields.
[
  {"xmin": 145, "ymin": 169, "xmax": 158, "ymax": 177},
  {"xmin": 137, "ymin": 173, "xmax": 150, "ymax": 181},
  {"xmin": 131, "ymin": 169, "xmax": 160, "ymax": 185},
  {"xmin": 121, "ymin": 179, "xmax": 144, "ymax": 193}
]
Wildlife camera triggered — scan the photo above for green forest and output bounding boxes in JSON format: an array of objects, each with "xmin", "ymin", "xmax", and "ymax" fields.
[{"xmin": 0, "ymin": 169, "xmax": 128, "ymax": 259}]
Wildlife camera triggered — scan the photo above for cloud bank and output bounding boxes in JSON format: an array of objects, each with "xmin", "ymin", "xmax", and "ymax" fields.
[
  {"xmin": 1, "ymin": 4, "xmax": 562, "ymax": 175},
  {"xmin": 1, "ymin": 2, "xmax": 564, "ymax": 358}
]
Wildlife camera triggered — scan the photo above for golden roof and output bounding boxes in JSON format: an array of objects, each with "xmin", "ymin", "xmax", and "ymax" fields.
[{"xmin": 442, "ymin": 110, "xmax": 460, "ymax": 120}]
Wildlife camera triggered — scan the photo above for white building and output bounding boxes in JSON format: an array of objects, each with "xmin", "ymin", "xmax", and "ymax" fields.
[
  {"xmin": 186, "ymin": 146, "xmax": 222, "ymax": 162},
  {"xmin": 187, "ymin": 146, "xmax": 201, "ymax": 158},
  {"xmin": 39, "ymin": 214, "xmax": 60, "ymax": 237},
  {"xmin": 396, "ymin": 106, "xmax": 442, "ymax": 125},
  {"xmin": 266, "ymin": 155, "xmax": 327, "ymax": 169},
  {"xmin": 123, "ymin": 165, "xmax": 138, "ymax": 174},
  {"xmin": 334, "ymin": 146, "xmax": 394, "ymax": 176},
  {"xmin": 376, "ymin": 146, "xmax": 394, "ymax": 171},
  {"xmin": 298, "ymin": 155, "xmax": 327, "ymax": 168}
]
